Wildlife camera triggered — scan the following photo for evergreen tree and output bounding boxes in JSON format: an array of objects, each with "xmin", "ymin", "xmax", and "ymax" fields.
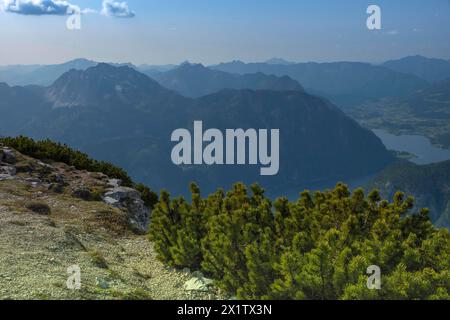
[
  {"xmin": 148, "ymin": 182, "xmax": 450, "ymax": 300},
  {"xmin": 148, "ymin": 191, "xmax": 179, "ymax": 265},
  {"xmin": 169, "ymin": 183, "xmax": 204, "ymax": 268}
]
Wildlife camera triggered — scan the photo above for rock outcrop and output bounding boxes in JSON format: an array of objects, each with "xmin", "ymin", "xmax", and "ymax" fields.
[
  {"xmin": 183, "ymin": 271, "xmax": 214, "ymax": 292},
  {"xmin": 0, "ymin": 143, "xmax": 221, "ymax": 300},
  {"xmin": 0, "ymin": 146, "xmax": 17, "ymax": 181},
  {"xmin": 0, "ymin": 147, "xmax": 16, "ymax": 163},
  {"xmin": 103, "ymin": 185, "xmax": 151, "ymax": 234},
  {"xmin": 0, "ymin": 144, "xmax": 151, "ymax": 234}
]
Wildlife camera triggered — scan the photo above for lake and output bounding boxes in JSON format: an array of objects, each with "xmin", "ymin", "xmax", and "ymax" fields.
[{"xmin": 373, "ymin": 129, "xmax": 450, "ymax": 165}]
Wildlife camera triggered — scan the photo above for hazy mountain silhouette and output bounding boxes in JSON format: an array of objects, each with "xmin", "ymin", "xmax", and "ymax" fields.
[
  {"xmin": 0, "ymin": 57, "xmax": 432, "ymax": 107},
  {"xmin": 148, "ymin": 62, "xmax": 304, "ymax": 98},
  {"xmin": 265, "ymin": 58, "xmax": 294, "ymax": 65},
  {"xmin": 383, "ymin": 55, "xmax": 450, "ymax": 83},
  {"xmin": 0, "ymin": 59, "xmax": 136, "ymax": 87},
  {"xmin": 0, "ymin": 64, "xmax": 394, "ymax": 196},
  {"xmin": 212, "ymin": 60, "xmax": 428, "ymax": 107},
  {"xmin": 0, "ymin": 59, "xmax": 97, "ymax": 86},
  {"xmin": 138, "ymin": 64, "xmax": 177, "ymax": 75}
]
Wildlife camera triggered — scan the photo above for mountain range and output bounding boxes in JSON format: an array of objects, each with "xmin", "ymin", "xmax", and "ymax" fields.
[
  {"xmin": 383, "ymin": 55, "xmax": 450, "ymax": 83},
  {"xmin": 146, "ymin": 62, "xmax": 304, "ymax": 98},
  {"xmin": 0, "ymin": 63, "xmax": 393, "ymax": 196},
  {"xmin": 211, "ymin": 60, "xmax": 428, "ymax": 107},
  {"xmin": 3, "ymin": 56, "xmax": 447, "ymax": 107}
]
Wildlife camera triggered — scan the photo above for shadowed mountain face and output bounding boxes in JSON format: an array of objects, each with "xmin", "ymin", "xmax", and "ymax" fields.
[
  {"xmin": 0, "ymin": 64, "xmax": 394, "ymax": 196},
  {"xmin": 212, "ymin": 61, "xmax": 428, "ymax": 107},
  {"xmin": 46, "ymin": 63, "xmax": 186, "ymax": 110},
  {"xmin": 383, "ymin": 55, "xmax": 450, "ymax": 83},
  {"xmin": 147, "ymin": 63, "xmax": 304, "ymax": 98},
  {"xmin": 0, "ymin": 83, "xmax": 47, "ymax": 133},
  {"xmin": 369, "ymin": 160, "xmax": 450, "ymax": 229},
  {"xmin": 403, "ymin": 78, "xmax": 450, "ymax": 117}
]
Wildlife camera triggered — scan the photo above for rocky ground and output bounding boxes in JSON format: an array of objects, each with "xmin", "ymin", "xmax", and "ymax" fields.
[{"xmin": 0, "ymin": 145, "xmax": 222, "ymax": 300}]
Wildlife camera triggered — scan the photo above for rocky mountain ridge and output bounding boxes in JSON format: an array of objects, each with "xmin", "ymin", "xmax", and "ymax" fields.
[
  {"xmin": 0, "ymin": 144, "xmax": 220, "ymax": 300},
  {"xmin": 0, "ymin": 143, "xmax": 150, "ymax": 233}
]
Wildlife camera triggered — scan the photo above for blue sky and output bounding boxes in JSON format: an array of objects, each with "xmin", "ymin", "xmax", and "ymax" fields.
[{"xmin": 0, "ymin": 0, "xmax": 449, "ymax": 65}]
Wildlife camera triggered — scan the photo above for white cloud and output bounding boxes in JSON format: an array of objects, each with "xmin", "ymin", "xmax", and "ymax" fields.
[
  {"xmin": 0, "ymin": 0, "xmax": 80, "ymax": 15},
  {"xmin": 101, "ymin": 0, "xmax": 134, "ymax": 18},
  {"xmin": 0, "ymin": 1, "xmax": 133, "ymax": 17}
]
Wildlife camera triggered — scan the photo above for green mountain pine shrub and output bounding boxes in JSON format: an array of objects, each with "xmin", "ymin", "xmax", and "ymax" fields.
[{"xmin": 149, "ymin": 182, "xmax": 450, "ymax": 300}]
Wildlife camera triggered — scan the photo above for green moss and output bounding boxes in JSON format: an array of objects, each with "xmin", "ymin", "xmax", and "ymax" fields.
[{"xmin": 88, "ymin": 250, "xmax": 109, "ymax": 269}]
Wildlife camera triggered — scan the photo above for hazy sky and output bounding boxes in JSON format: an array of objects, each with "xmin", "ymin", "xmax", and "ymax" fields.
[{"xmin": 1, "ymin": 0, "xmax": 450, "ymax": 65}]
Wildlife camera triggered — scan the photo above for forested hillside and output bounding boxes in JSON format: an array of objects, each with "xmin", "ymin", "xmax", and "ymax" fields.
[
  {"xmin": 369, "ymin": 160, "xmax": 450, "ymax": 229},
  {"xmin": 348, "ymin": 78, "xmax": 450, "ymax": 148}
]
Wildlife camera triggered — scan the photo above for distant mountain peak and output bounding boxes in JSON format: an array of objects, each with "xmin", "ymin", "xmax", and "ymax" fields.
[
  {"xmin": 265, "ymin": 57, "xmax": 294, "ymax": 65},
  {"xmin": 222, "ymin": 60, "xmax": 246, "ymax": 66},
  {"xmin": 64, "ymin": 58, "xmax": 96, "ymax": 64},
  {"xmin": 179, "ymin": 60, "xmax": 203, "ymax": 66},
  {"xmin": 46, "ymin": 63, "xmax": 172, "ymax": 109},
  {"xmin": 151, "ymin": 62, "xmax": 304, "ymax": 98},
  {"xmin": 93, "ymin": 62, "xmax": 127, "ymax": 71},
  {"xmin": 178, "ymin": 62, "xmax": 207, "ymax": 70},
  {"xmin": 383, "ymin": 55, "xmax": 450, "ymax": 82},
  {"xmin": 77, "ymin": 62, "xmax": 144, "ymax": 77},
  {"xmin": 387, "ymin": 55, "xmax": 437, "ymax": 63}
]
